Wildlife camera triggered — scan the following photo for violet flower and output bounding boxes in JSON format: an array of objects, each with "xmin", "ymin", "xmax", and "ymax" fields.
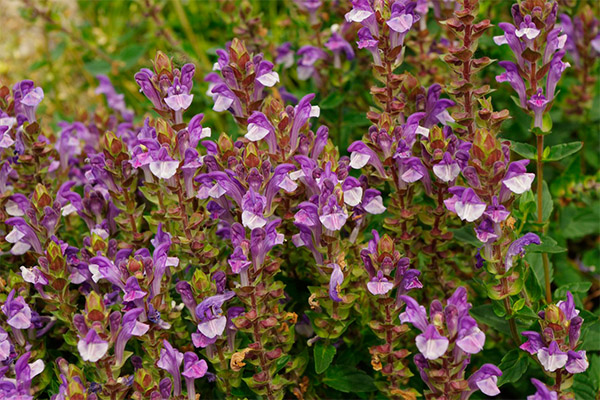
[
  {"xmin": 466, "ymin": 364, "xmax": 502, "ymax": 397},
  {"xmin": 505, "ymin": 232, "xmax": 540, "ymax": 270},
  {"xmin": 329, "ymin": 263, "xmax": 344, "ymax": 302},
  {"xmin": 275, "ymin": 42, "xmax": 295, "ymax": 68},
  {"xmin": 157, "ymin": 340, "xmax": 184, "ymax": 396},
  {"xmin": 296, "ymin": 46, "xmax": 327, "ymax": 81},
  {"xmin": 114, "ymin": 308, "xmax": 149, "ymax": 365},
  {"xmin": 2, "ymin": 289, "xmax": 32, "ymax": 330},
  {"xmin": 528, "ymin": 89, "xmax": 550, "ymax": 129},
  {"xmin": 77, "ymin": 329, "xmax": 109, "ymax": 363},
  {"xmin": 444, "ymin": 187, "xmax": 487, "ymax": 222},
  {"xmin": 416, "ymin": 325, "xmax": 449, "ymax": 360},
  {"xmin": 527, "ymin": 378, "xmax": 557, "ymax": 400},
  {"xmin": 182, "ymin": 352, "xmax": 208, "ymax": 400},
  {"xmin": 537, "ymin": 341, "xmax": 568, "ymax": 372},
  {"xmin": 193, "ymin": 291, "xmax": 235, "ymax": 347},
  {"xmin": 357, "ymin": 27, "xmax": 381, "ymax": 65},
  {"xmin": 325, "ymin": 31, "xmax": 355, "ymax": 69},
  {"xmin": 496, "ymin": 61, "xmax": 528, "ymax": 108}
]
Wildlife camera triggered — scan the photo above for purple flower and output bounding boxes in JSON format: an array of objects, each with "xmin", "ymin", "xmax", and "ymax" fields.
[
  {"xmin": 296, "ymin": 46, "xmax": 327, "ymax": 80},
  {"xmin": 77, "ymin": 329, "xmax": 109, "ymax": 362},
  {"xmin": 520, "ymin": 331, "xmax": 544, "ymax": 355},
  {"xmin": 289, "ymin": 93, "xmax": 319, "ymax": 154},
  {"xmin": 423, "ymin": 84, "xmax": 455, "ymax": 128},
  {"xmin": 467, "ymin": 364, "xmax": 502, "ymax": 397},
  {"xmin": 18, "ymin": 85, "xmax": 44, "ymax": 123},
  {"xmin": 157, "ymin": 340, "xmax": 184, "ymax": 396},
  {"xmin": 347, "ymin": 141, "xmax": 386, "ymax": 177},
  {"xmin": 357, "ymin": 27, "xmax": 381, "ymax": 65},
  {"xmin": 345, "ymin": 0, "xmax": 377, "ymax": 36},
  {"xmin": 329, "ymin": 263, "xmax": 344, "ymax": 302},
  {"xmin": 415, "ymin": 324, "xmax": 449, "ymax": 360},
  {"xmin": 245, "ymin": 112, "xmax": 275, "ymax": 143},
  {"xmin": 565, "ymin": 350, "xmax": 588, "ymax": 374},
  {"xmin": 546, "ymin": 51, "xmax": 570, "ymax": 102},
  {"xmin": 528, "ymin": 89, "xmax": 550, "ymax": 129},
  {"xmin": 501, "ymin": 159, "xmax": 535, "ymax": 199},
  {"xmin": 505, "ymin": 232, "xmax": 540, "ymax": 270},
  {"xmin": 494, "ymin": 23, "xmax": 526, "ymax": 68},
  {"xmin": 275, "ymin": 42, "xmax": 295, "ymax": 68},
  {"xmin": 484, "ymin": 196, "xmax": 510, "ymax": 223},
  {"xmin": 2, "ymin": 290, "xmax": 32, "ymax": 330},
  {"xmin": 537, "ymin": 341, "xmax": 568, "ymax": 372},
  {"xmin": 475, "ymin": 217, "xmax": 498, "ymax": 243},
  {"xmin": 5, "ymin": 217, "xmax": 43, "ymax": 255},
  {"xmin": 134, "ymin": 69, "xmax": 163, "ymax": 110},
  {"xmin": 398, "ymin": 295, "xmax": 428, "ymax": 332},
  {"xmin": 527, "ymin": 378, "xmax": 557, "ymax": 400},
  {"xmin": 123, "ymin": 276, "xmax": 147, "ymax": 303},
  {"xmin": 496, "ymin": 61, "xmax": 527, "ymax": 108},
  {"xmin": 95, "ymin": 75, "xmax": 133, "ymax": 121},
  {"xmin": 319, "ymin": 196, "xmax": 348, "ymax": 231},
  {"xmin": 149, "ymin": 147, "xmax": 180, "ymax": 180},
  {"xmin": 228, "ymin": 246, "xmax": 251, "ymax": 274},
  {"xmin": 445, "ymin": 187, "xmax": 486, "ymax": 222},
  {"xmin": 456, "ymin": 316, "xmax": 485, "ymax": 354},
  {"xmin": 367, "ymin": 271, "xmax": 394, "ymax": 295},
  {"xmin": 558, "ymin": 291, "xmax": 580, "ymax": 321},
  {"xmin": 255, "ymin": 60, "xmax": 279, "ymax": 88},
  {"xmin": 114, "ymin": 308, "xmax": 149, "ymax": 365},
  {"xmin": 515, "ymin": 15, "xmax": 540, "ymax": 41},
  {"xmin": 361, "ymin": 189, "xmax": 386, "ymax": 214},
  {"xmin": 194, "ymin": 291, "xmax": 235, "ymax": 345},
  {"xmin": 386, "ymin": 1, "xmax": 419, "ymax": 49},
  {"xmin": 241, "ymin": 190, "xmax": 268, "ymax": 230},
  {"xmin": 325, "ymin": 32, "xmax": 355, "ymax": 68},
  {"xmin": 433, "ymin": 152, "xmax": 460, "ymax": 182},
  {"xmin": 182, "ymin": 352, "xmax": 208, "ymax": 400}
]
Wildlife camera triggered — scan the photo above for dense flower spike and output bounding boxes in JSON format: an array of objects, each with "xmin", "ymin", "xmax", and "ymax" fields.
[{"xmin": 400, "ymin": 288, "xmax": 502, "ymax": 398}]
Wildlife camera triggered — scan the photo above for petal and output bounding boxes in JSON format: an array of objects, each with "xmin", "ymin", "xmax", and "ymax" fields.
[
  {"xmin": 257, "ymin": 71, "xmax": 280, "ymax": 87},
  {"xmin": 343, "ymin": 186, "xmax": 363, "ymax": 207},
  {"xmin": 345, "ymin": 9, "xmax": 373, "ymax": 23},
  {"xmin": 320, "ymin": 211, "xmax": 348, "ymax": 231},
  {"xmin": 198, "ymin": 316, "xmax": 227, "ymax": 338},
  {"xmin": 245, "ymin": 123, "xmax": 270, "ymax": 141},
  {"xmin": 503, "ymin": 173, "xmax": 535, "ymax": 194},
  {"xmin": 241, "ymin": 211, "xmax": 267, "ymax": 230},
  {"xmin": 149, "ymin": 161, "xmax": 180, "ymax": 180},
  {"xmin": 416, "ymin": 334, "xmax": 449, "ymax": 360},
  {"xmin": 213, "ymin": 95, "xmax": 234, "ymax": 112},
  {"xmin": 477, "ymin": 376, "xmax": 500, "ymax": 396},
  {"xmin": 349, "ymin": 152, "xmax": 370, "ymax": 169}
]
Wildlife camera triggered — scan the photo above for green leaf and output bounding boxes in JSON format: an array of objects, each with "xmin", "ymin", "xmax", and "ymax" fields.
[
  {"xmin": 323, "ymin": 366, "xmax": 377, "ymax": 393},
  {"xmin": 497, "ymin": 349, "xmax": 529, "ymax": 386},
  {"xmin": 117, "ymin": 44, "xmax": 148, "ymax": 69},
  {"xmin": 543, "ymin": 142, "xmax": 583, "ymax": 161},
  {"xmin": 471, "ymin": 305, "xmax": 512, "ymax": 336},
  {"xmin": 554, "ymin": 282, "xmax": 592, "ymax": 298},
  {"xmin": 84, "ymin": 60, "xmax": 112, "ymax": 76},
  {"xmin": 451, "ymin": 226, "xmax": 482, "ymax": 247},
  {"xmin": 525, "ymin": 252, "xmax": 553, "ymax": 292},
  {"xmin": 533, "ymin": 181, "xmax": 553, "ymax": 222},
  {"xmin": 528, "ymin": 235, "xmax": 567, "ymax": 253},
  {"xmin": 320, "ymin": 92, "xmax": 345, "ymax": 109},
  {"xmin": 518, "ymin": 190, "xmax": 536, "ymax": 214},
  {"xmin": 313, "ymin": 342, "xmax": 336, "ymax": 374},
  {"xmin": 509, "ymin": 141, "xmax": 537, "ymax": 160}
]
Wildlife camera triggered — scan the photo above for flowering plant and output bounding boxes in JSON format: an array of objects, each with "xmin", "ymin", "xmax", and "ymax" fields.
[{"xmin": 1, "ymin": 0, "xmax": 598, "ymax": 399}]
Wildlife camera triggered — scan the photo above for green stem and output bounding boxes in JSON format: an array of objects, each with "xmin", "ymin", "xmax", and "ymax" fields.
[{"xmin": 536, "ymin": 134, "xmax": 552, "ymax": 304}]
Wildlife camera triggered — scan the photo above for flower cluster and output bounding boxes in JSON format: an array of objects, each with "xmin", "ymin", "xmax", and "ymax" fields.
[
  {"xmin": 400, "ymin": 287, "xmax": 502, "ymax": 398},
  {"xmin": 520, "ymin": 292, "xmax": 588, "ymax": 375}
]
